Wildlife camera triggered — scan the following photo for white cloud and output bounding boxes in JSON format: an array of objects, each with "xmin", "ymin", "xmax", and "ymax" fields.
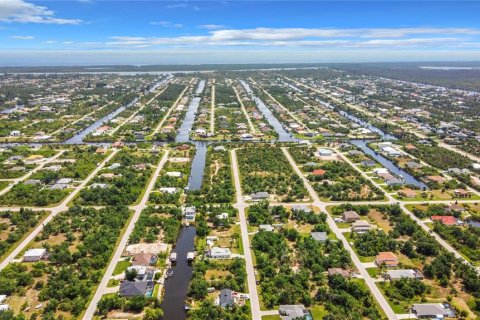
[
  {"xmin": 198, "ymin": 24, "xmax": 225, "ymax": 30},
  {"xmin": 106, "ymin": 27, "xmax": 480, "ymax": 49},
  {"xmin": 150, "ymin": 21, "xmax": 183, "ymax": 28},
  {"xmin": 166, "ymin": 3, "xmax": 199, "ymax": 11},
  {"xmin": 0, "ymin": 0, "xmax": 82, "ymax": 24},
  {"xmin": 10, "ymin": 35, "xmax": 34, "ymax": 40}
]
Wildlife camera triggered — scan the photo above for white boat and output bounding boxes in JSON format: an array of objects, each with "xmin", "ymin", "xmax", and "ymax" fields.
[
  {"xmin": 170, "ymin": 252, "xmax": 177, "ymax": 262},
  {"xmin": 187, "ymin": 252, "xmax": 195, "ymax": 262}
]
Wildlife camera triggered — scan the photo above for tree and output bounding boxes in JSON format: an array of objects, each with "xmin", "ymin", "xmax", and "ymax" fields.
[
  {"xmin": 125, "ymin": 268, "xmax": 138, "ymax": 281},
  {"xmin": 143, "ymin": 307, "xmax": 164, "ymax": 320}
]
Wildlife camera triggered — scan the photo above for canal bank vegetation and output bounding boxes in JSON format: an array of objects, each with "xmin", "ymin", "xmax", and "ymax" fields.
[
  {"xmin": 0, "ymin": 205, "xmax": 132, "ymax": 319},
  {"xmin": 237, "ymin": 145, "xmax": 309, "ymax": 202},
  {"xmin": 186, "ymin": 202, "xmax": 250, "ymax": 320},
  {"xmin": 150, "ymin": 144, "xmax": 193, "ymax": 206},
  {"xmin": 198, "ymin": 145, "xmax": 234, "ymax": 204}
]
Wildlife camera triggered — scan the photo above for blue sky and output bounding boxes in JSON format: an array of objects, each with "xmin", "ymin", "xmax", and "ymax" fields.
[{"xmin": 1, "ymin": 0, "xmax": 480, "ymax": 65}]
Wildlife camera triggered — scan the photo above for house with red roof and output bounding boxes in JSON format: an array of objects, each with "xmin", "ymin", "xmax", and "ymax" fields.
[{"xmin": 431, "ymin": 216, "xmax": 458, "ymax": 226}]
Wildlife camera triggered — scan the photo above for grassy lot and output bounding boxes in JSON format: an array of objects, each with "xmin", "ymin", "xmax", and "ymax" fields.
[
  {"xmin": 366, "ymin": 267, "xmax": 380, "ymax": 278},
  {"xmin": 113, "ymin": 260, "xmax": 131, "ymax": 276},
  {"xmin": 261, "ymin": 316, "xmax": 281, "ymax": 320},
  {"xmin": 311, "ymin": 305, "xmax": 328, "ymax": 319}
]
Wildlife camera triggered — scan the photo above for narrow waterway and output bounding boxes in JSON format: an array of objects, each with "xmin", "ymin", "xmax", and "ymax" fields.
[
  {"xmin": 160, "ymin": 226, "xmax": 196, "ymax": 320},
  {"xmin": 64, "ymin": 76, "xmax": 171, "ymax": 144},
  {"xmin": 350, "ymin": 139, "xmax": 428, "ymax": 189},
  {"xmin": 240, "ymin": 80, "xmax": 295, "ymax": 142},
  {"xmin": 339, "ymin": 111, "xmax": 397, "ymax": 140}
]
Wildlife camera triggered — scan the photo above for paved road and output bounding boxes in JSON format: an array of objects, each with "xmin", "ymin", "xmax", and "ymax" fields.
[
  {"xmin": 210, "ymin": 82, "xmax": 215, "ymax": 134},
  {"xmin": 0, "ymin": 149, "xmax": 119, "ymax": 270},
  {"xmin": 336, "ymin": 149, "xmax": 472, "ymax": 264},
  {"xmin": 0, "ymin": 150, "xmax": 66, "ymax": 196},
  {"xmin": 231, "ymin": 149, "xmax": 262, "ymax": 320},
  {"xmin": 285, "ymin": 76, "xmax": 480, "ymax": 165},
  {"xmin": 82, "ymin": 150, "xmax": 170, "ymax": 320},
  {"xmin": 109, "ymin": 79, "xmax": 171, "ymax": 135},
  {"xmin": 249, "ymin": 77, "xmax": 312, "ymax": 134},
  {"xmin": 151, "ymin": 79, "xmax": 194, "ymax": 137},
  {"xmin": 233, "ymin": 83, "xmax": 256, "ymax": 134},
  {"xmin": 282, "ymin": 147, "xmax": 398, "ymax": 320}
]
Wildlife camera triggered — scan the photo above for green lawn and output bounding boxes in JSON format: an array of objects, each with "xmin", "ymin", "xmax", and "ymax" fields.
[
  {"xmin": 311, "ymin": 305, "xmax": 328, "ymax": 319},
  {"xmin": 113, "ymin": 260, "xmax": 131, "ymax": 276},
  {"xmin": 261, "ymin": 316, "xmax": 281, "ymax": 320},
  {"xmin": 366, "ymin": 267, "xmax": 380, "ymax": 278}
]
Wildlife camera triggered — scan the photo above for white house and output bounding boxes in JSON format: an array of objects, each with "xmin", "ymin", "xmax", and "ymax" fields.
[
  {"xmin": 166, "ymin": 171, "xmax": 183, "ymax": 178},
  {"xmin": 209, "ymin": 247, "xmax": 232, "ymax": 259},
  {"xmin": 159, "ymin": 187, "xmax": 177, "ymax": 194},
  {"xmin": 23, "ymin": 248, "xmax": 47, "ymax": 262}
]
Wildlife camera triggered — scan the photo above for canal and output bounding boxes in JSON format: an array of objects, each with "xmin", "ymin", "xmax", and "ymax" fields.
[
  {"xmin": 64, "ymin": 76, "xmax": 171, "ymax": 144},
  {"xmin": 240, "ymin": 80, "xmax": 295, "ymax": 142},
  {"xmin": 160, "ymin": 226, "xmax": 196, "ymax": 320},
  {"xmin": 350, "ymin": 139, "xmax": 428, "ymax": 189}
]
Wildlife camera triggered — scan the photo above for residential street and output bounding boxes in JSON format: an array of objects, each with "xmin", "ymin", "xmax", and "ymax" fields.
[
  {"xmin": 231, "ymin": 149, "xmax": 262, "ymax": 320},
  {"xmin": 82, "ymin": 150, "xmax": 170, "ymax": 320}
]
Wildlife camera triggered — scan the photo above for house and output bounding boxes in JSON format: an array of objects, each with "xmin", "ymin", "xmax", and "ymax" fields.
[
  {"xmin": 0, "ymin": 304, "xmax": 8, "ymax": 311},
  {"xmin": 209, "ymin": 247, "xmax": 232, "ymax": 259},
  {"xmin": 291, "ymin": 205, "xmax": 312, "ymax": 213},
  {"xmin": 311, "ymin": 169, "xmax": 326, "ymax": 176},
  {"xmin": 95, "ymin": 148, "xmax": 108, "ymax": 154},
  {"xmin": 24, "ymin": 179, "xmax": 43, "ymax": 186},
  {"xmin": 454, "ymin": 188, "xmax": 471, "ymax": 198},
  {"xmin": 375, "ymin": 252, "xmax": 398, "ymax": 267},
  {"xmin": 343, "ymin": 210, "xmax": 360, "ymax": 222},
  {"xmin": 0, "ymin": 295, "xmax": 7, "ymax": 304},
  {"xmin": 426, "ymin": 175, "xmax": 445, "ymax": 184},
  {"xmin": 385, "ymin": 177, "xmax": 404, "ymax": 186},
  {"xmin": 361, "ymin": 160, "xmax": 376, "ymax": 167},
  {"xmin": 398, "ymin": 188, "xmax": 417, "ymax": 198},
  {"xmin": 328, "ymin": 268, "xmax": 350, "ymax": 278},
  {"xmin": 251, "ymin": 192, "xmax": 269, "ymax": 201},
  {"xmin": 166, "ymin": 171, "xmax": 183, "ymax": 178},
  {"xmin": 412, "ymin": 303, "xmax": 455, "ymax": 319},
  {"xmin": 56, "ymin": 178, "xmax": 72, "ymax": 185},
  {"xmin": 132, "ymin": 253, "xmax": 158, "ymax": 267},
  {"xmin": 183, "ymin": 206, "xmax": 196, "ymax": 221},
  {"xmin": 405, "ymin": 161, "xmax": 422, "ymax": 169},
  {"xmin": 381, "ymin": 146, "xmax": 402, "ymax": 157},
  {"xmin": 348, "ymin": 150, "xmax": 363, "ymax": 157},
  {"xmin": 90, "ymin": 183, "xmax": 109, "ymax": 189},
  {"xmin": 311, "ymin": 232, "xmax": 327, "ymax": 242},
  {"xmin": 385, "ymin": 269, "xmax": 424, "ymax": 280},
  {"xmin": 218, "ymin": 288, "xmax": 235, "ymax": 308},
  {"xmin": 127, "ymin": 265, "xmax": 148, "ymax": 279},
  {"xmin": 23, "ymin": 248, "xmax": 47, "ymax": 262},
  {"xmin": 119, "ymin": 281, "xmax": 149, "ymax": 297},
  {"xmin": 259, "ymin": 224, "xmax": 274, "ymax": 232},
  {"xmin": 446, "ymin": 204, "xmax": 465, "ymax": 213},
  {"xmin": 214, "ymin": 146, "xmax": 226, "ymax": 152},
  {"xmin": 351, "ymin": 220, "xmax": 372, "ymax": 233},
  {"xmin": 317, "ymin": 148, "xmax": 333, "ymax": 157},
  {"xmin": 24, "ymin": 155, "xmax": 44, "ymax": 164},
  {"xmin": 431, "ymin": 216, "xmax": 459, "ymax": 226},
  {"xmin": 9, "ymin": 130, "xmax": 21, "ymax": 136},
  {"xmin": 216, "ymin": 212, "xmax": 229, "ymax": 220},
  {"xmin": 279, "ymin": 305, "xmax": 311, "ymax": 320},
  {"xmin": 159, "ymin": 187, "xmax": 177, "ymax": 194}
]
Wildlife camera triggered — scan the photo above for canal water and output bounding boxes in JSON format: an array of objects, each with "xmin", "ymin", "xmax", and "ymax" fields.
[
  {"xmin": 339, "ymin": 110, "xmax": 397, "ymax": 141},
  {"xmin": 240, "ymin": 80, "xmax": 295, "ymax": 142},
  {"xmin": 350, "ymin": 139, "xmax": 428, "ymax": 189},
  {"xmin": 160, "ymin": 226, "xmax": 196, "ymax": 320},
  {"xmin": 64, "ymin": 76, "xmax": 171, "ymax": 144}
]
